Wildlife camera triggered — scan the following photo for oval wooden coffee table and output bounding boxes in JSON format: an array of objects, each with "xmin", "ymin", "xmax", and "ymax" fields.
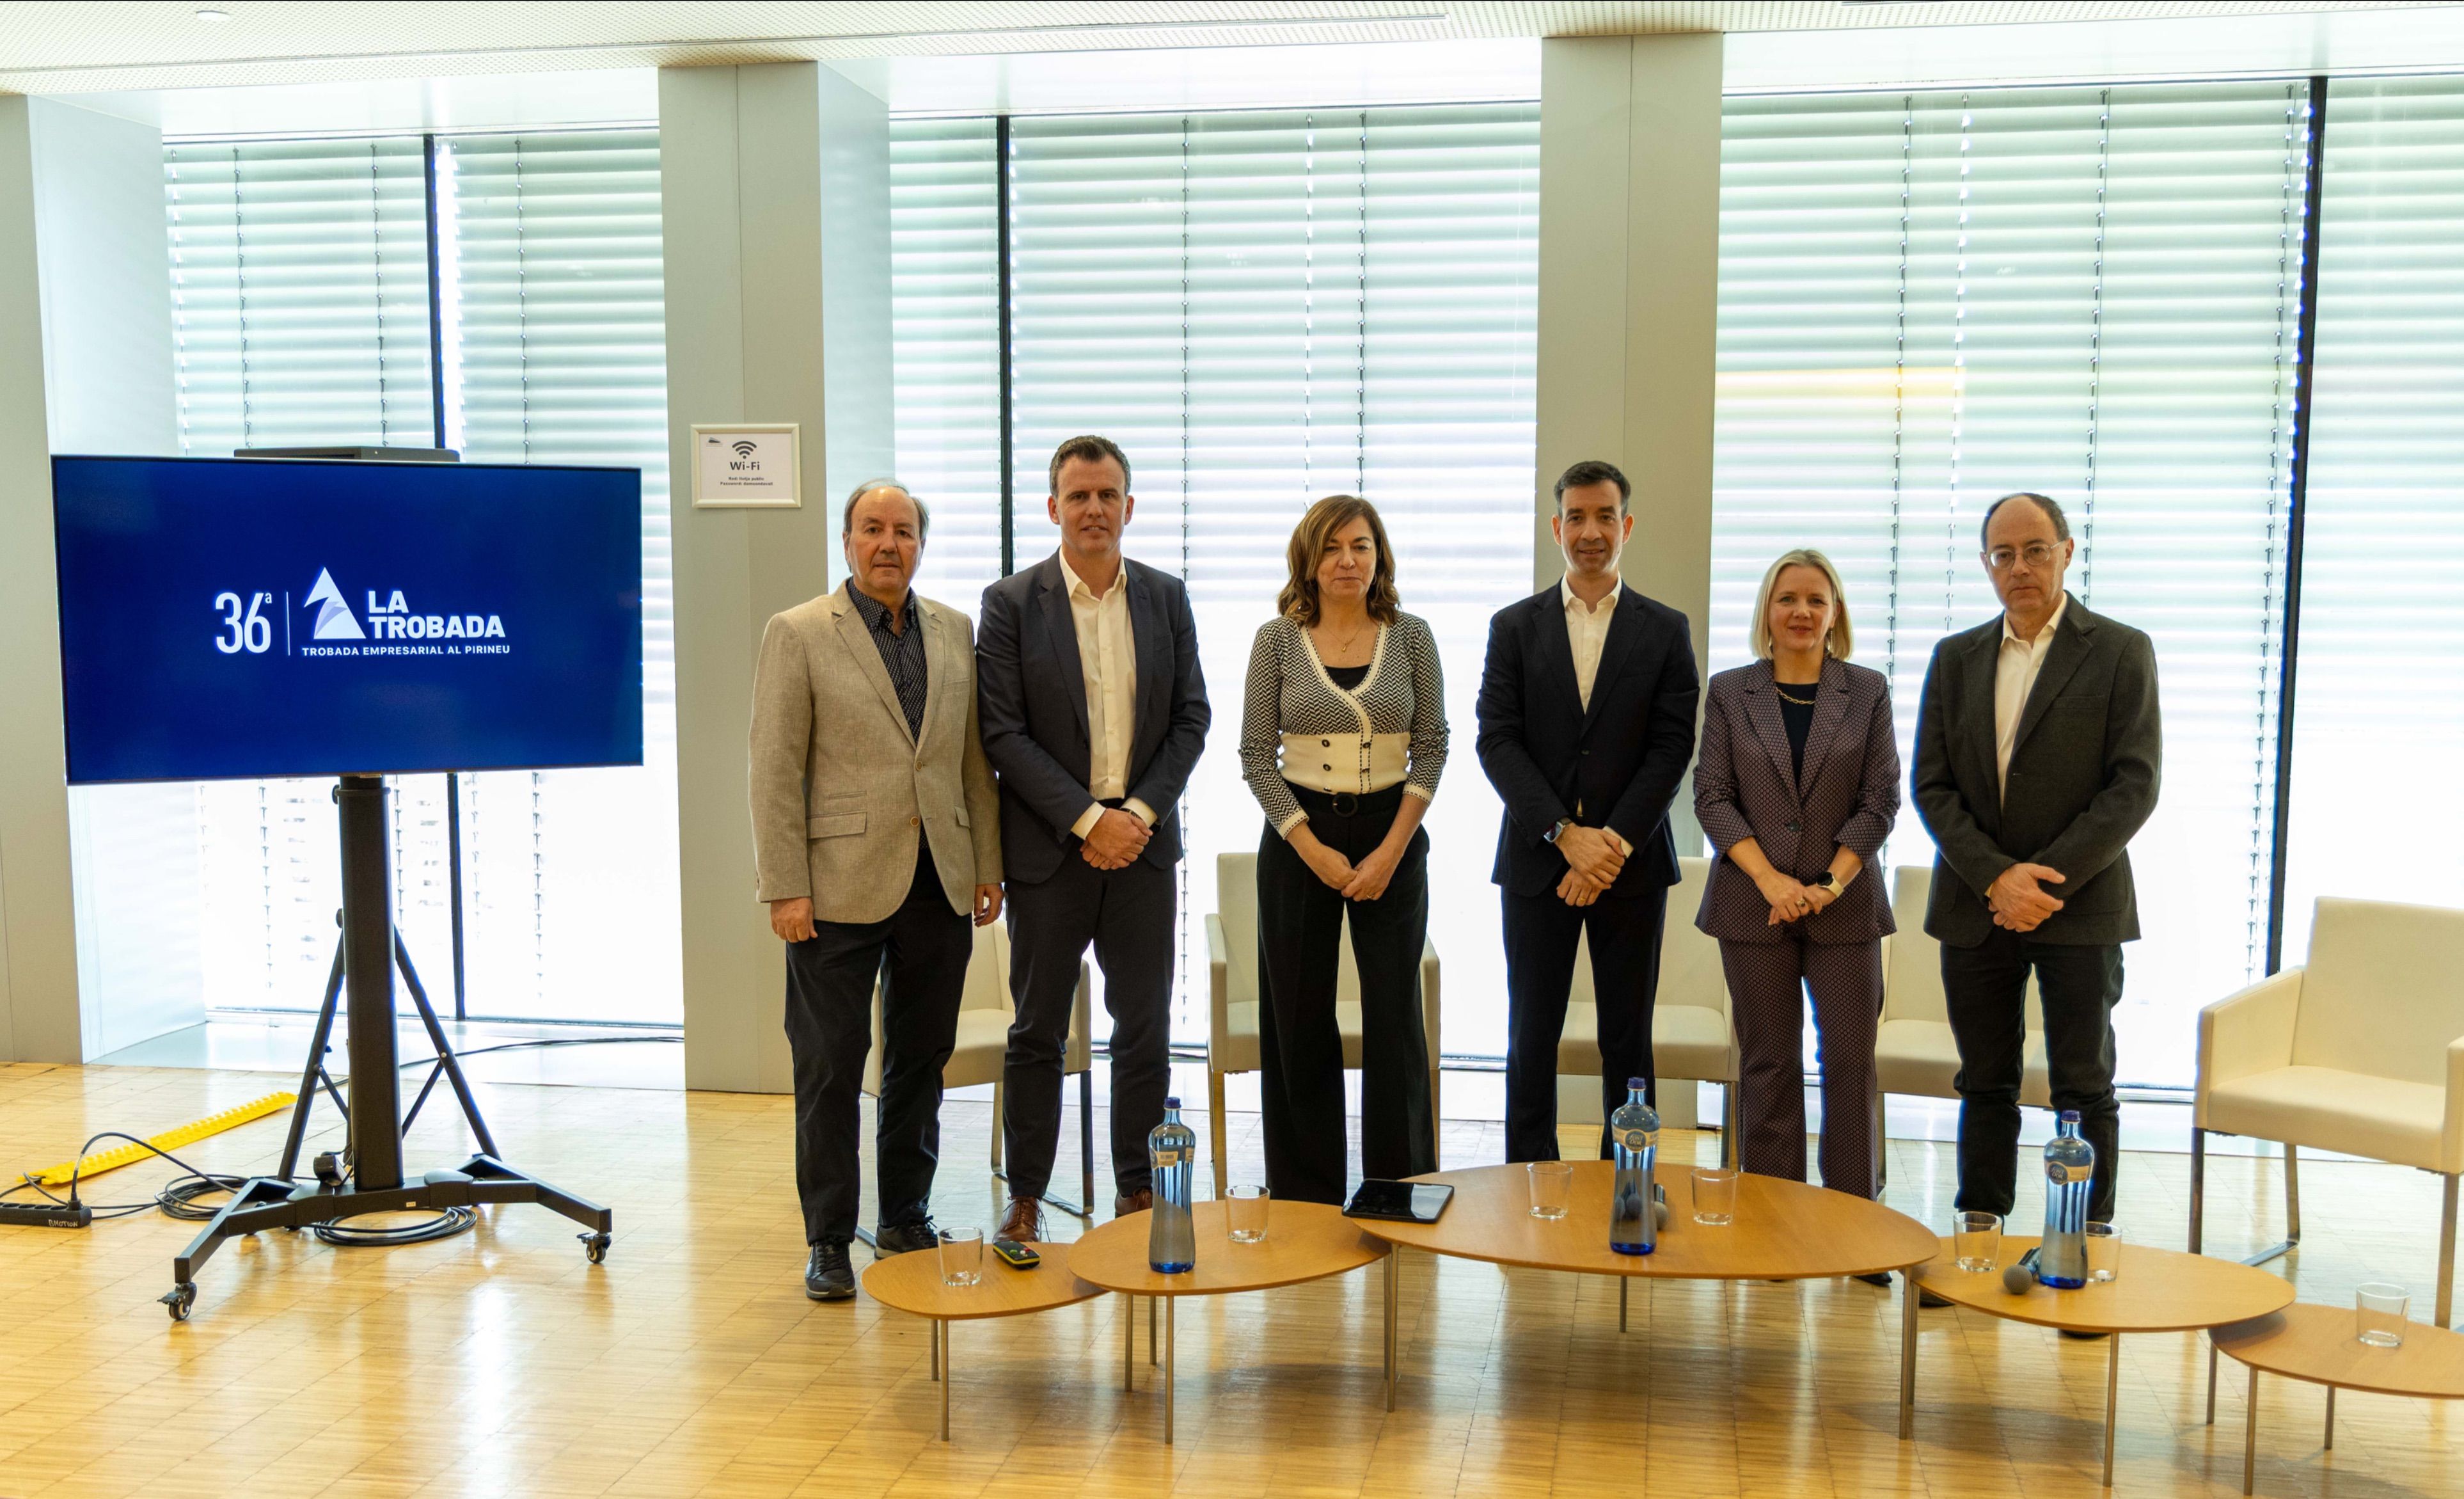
[
  {"xmin": 2210, "ymin": 1303, "xmax": 2464, "ymax": 1494},
  {"xmin": 1916, "ymin": 1233, "xmax": 2295, "ymax": 1487},
  {"xmin": 1359, "ymin": 1162, "xmax": 1938, "ymax": 1425},
  {"xmin": 1069, "ymin": 1199, "xmax": 1389, "ymax": 1444},
  {"xmin": 860, "ymin": 1241, "xmax": 1106, "ymax": 1441}
]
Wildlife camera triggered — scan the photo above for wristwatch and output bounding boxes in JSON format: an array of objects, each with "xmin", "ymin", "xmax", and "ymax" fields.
[
  {"xmin": 1544, "ymin": 818, "xmax": 1574, "ymax": 845},
  {"xmin": 1808, "ymin": 871, "xmax": 1835, "ymax": 889}
]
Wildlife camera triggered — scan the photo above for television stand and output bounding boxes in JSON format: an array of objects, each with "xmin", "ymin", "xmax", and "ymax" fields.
[{"xmin": 162, "ymin": 774, "xmax": 611, "ymax": 1321}]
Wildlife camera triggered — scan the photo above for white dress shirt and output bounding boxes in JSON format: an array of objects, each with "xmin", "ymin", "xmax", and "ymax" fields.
[
  {"xmin": 1062, "ymin": 553, "xmax": 1154, "ymax": 839},
  {"xmin": 1561, "ymin": 573, "xmax": 1622, "ymax": 710},
  {"xmin": 1994, "ymin": 591, "xmax": 2070, "ymax": 800},
  {"xmin": 1560, "ymin": 573, "xmax": 1632, "ymax": 855}
]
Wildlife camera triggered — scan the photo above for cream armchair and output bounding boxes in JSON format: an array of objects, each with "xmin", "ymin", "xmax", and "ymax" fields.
[
  {"xmin": 1874, "ymin": 865, "xmax": 2048, "ymax": 1106},
  {"xmin": 2193, "ymin": 896, "xmax": 2464, "ymax": 1326},
  {"xmin": 1561, "ymin": 855, "xmax": 1741, "ymax": 1164},
  {"xmin": 1206, "ymin": 852, "xmax": 1442, "ymax": 1198},
  {"xmin": 866, "ymin": 921, "xmax": 1094, "ymax": 1215}
]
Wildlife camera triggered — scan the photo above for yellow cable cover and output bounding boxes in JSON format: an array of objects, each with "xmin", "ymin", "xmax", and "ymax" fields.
[{"xmin": 29, "ymin": 1091, "xmax": 296, "ymax": 1186}]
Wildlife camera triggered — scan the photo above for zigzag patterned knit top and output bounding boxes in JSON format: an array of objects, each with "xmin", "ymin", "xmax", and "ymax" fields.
[{"xmin": 1238, "ymin": 611, "xmax": 1449, "ymax": 837}]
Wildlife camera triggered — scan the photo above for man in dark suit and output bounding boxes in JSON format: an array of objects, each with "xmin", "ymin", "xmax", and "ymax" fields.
[
  {"xmin": 1913, "ymin": 491, "xmax": 2161, "ymax": 1227},
  {"xmin": 1476, "ymin": 459, "xmax": 1702, "ymax": 1162},
  {"xmin": 977, "ymin": 435, "xmax": 1210, "ymax": 1240}
]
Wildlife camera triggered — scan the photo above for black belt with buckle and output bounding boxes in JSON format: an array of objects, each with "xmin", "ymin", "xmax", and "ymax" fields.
[{"xmin": 1327, "ymin": 791, "xmax": 1360, "ymax": 817}]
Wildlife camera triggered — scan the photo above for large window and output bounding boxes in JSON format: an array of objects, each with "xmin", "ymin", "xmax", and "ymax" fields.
[
  {"xmin": 2284, "ymin": 77, "xmax": 2464, "ymax": 955},
  {"xmin": 1715, "ymin": 83, "xmax": 2312, "ymax": 1087},
  {"xmin": 890, "ymin": 105, "xmax": 1540, "ymax": 1054},
  {"xmin": 162, "ymin": 129, "xmax": 679, "ymax": 1025}
]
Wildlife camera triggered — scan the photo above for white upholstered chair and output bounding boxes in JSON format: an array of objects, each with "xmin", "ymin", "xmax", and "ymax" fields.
[
  {"xmin": 1561, "ymin": 855, "xmax": 1741, "ymax": 1164},
  {"xmin": 2194, "ymin": 896, "xmax": 2464, "ymax": 1326},
  {"xmin": 1205, "ymin": 851, "xmax": 1442, "ymax": 1198},
  {"xmin": 1871, "ymin": 864, "xmax": 2044, "ymax": 1191},
  {"xmin": 865, "ymin": 921, "xmax": 1095, "ymax": 1214}
]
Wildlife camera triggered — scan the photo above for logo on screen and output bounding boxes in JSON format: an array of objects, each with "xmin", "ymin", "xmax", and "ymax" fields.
[{"xmin": 303, "ymin": 568, "xmax": 367, "ymax": 640}]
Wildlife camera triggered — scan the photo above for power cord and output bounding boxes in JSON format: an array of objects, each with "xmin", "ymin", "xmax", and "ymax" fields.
[{"xmin": 4, "ymin": 1032, "xmax": 677, "ymax": 1234}]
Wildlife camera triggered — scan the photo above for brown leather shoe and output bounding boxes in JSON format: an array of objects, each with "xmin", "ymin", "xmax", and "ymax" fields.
[
  {"xmin": 1114, "ymin": 1187, "xmax": 1154, "ymax": 1217},
  {"xmin": 999, "ymin": 1195, "xmax": 1045, "ymax": 1244}
]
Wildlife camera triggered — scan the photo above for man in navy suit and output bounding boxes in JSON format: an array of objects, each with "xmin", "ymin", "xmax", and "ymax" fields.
[
  {"xmin": 977, "ymin": 435, "xmax": 1211, "ymax": 1240},
  {"xmin": 1476, "ymin": 459, "xmax": 1702, "ymax": 1162}
]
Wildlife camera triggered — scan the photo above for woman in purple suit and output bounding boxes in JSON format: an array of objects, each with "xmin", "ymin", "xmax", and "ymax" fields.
[{"xmin": 1693, "ymin": 549, "xmax": 1900, "ymax": 1205}]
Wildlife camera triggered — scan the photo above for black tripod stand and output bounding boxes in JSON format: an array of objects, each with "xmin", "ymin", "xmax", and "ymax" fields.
[{"xmin": 164, "ymin": 774, "xmax": 612, "ymax": 1321}]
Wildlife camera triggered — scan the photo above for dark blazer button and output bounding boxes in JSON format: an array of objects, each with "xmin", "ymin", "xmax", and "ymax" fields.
[{"xmin": 1785, "ymin": 820, "xmax": 1801, "ymax": 832}]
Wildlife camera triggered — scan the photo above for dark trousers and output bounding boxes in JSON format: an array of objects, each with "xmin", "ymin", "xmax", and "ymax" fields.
[
  {"xmin": 1941, "ymin": 928, "xmax": 2125, "ymax": 1223},
  {"xmin": 1501, "ymin": 882, "xmax": 1669, "ymax": 1162},
  {"xmin": 1256, "ymin": 784, "xmax": 1437, "ymax": 1205},
  {"xmin": 1719, "ymin": 934, "xmax": 1883, "ymax": 1198},
  {"xmin": 781, "ymin": 846, "xmax": 970, "ymax": 1245},
  {"xmin": 1002, "ymin": 852, "xmax": 1176, "ymax": 1200}
]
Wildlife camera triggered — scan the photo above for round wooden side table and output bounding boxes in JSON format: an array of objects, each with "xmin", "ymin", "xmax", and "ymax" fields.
[
  {"xmin": 1915, "ymin": 1233, "xmax": 2295, "ymax": 1487},
  {"xmin": 860, "ymin": 1240, "xmax": 1106, "ymax": 1441},
  {"xmin": 1068, "ymin": 1198, "xmax": 1389, "ymax": 1444},
  {"xmin": 1358, "ymin": 1161, "xmax": 1938, "ymax": 1427},
  {"xmin": 2210, "ymin": 1303, "xmax": 2464, "ymax": 1494}
]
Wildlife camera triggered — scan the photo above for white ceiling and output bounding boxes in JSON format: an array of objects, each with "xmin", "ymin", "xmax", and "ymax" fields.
[{"xmin": 0, "ymin": 2, "xmax": 2444, "ymax": 93}]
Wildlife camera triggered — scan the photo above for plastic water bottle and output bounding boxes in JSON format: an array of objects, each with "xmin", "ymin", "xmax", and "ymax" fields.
[
  {"xmin": 2037, "ymin": 1109, "xmax": 2094, "ymax": 1289},
  {"xmin": 1609, "ymin": 1077, "xmax": 1659, "ymax": 1256},
  {"xmin": 1147, "ymin": 1097, "xmax": 1196, "ymax": 1274}
]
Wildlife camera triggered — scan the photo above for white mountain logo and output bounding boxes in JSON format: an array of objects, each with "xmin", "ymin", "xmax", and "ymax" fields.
[{"xmin": 303, "ymin": 568, "xmax": 366, "ymax": 640}]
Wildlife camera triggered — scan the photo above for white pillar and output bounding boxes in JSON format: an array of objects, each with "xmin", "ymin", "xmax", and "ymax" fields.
[
  {"xmin": 0, "ymin": 97, "xmax": 188, "ymax": 1063},
  {"xmin": 661, "ymin": 63, "xmax": 892, "ymax": 1092},
  {"xmin": 1536, "ymin": 33, "xmax": 1723, "ymax": 858}
]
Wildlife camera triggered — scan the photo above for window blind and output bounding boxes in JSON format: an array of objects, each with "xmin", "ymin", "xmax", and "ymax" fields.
[
  {"xmin": 2283, "ymin": 77, "xmax": 2464, "ymax": 958},
  {"xmin": 166, "ymin": 136, "xmax": 437, "ymax": 1012},
  {"xmin": 1716, "ymin": 82, "xmax": 2310, "ymax": 1087},
  {"xmin": 996, "ymin": 104, "xmax": 1540, "ymax": 1051},
  {"xmin": 438, "ymin": 129, "xmax": 679, "ymax": 1024},
  {"xmin": 889, "ymin": 116, "xmax": 1004, "ymax": 611}
]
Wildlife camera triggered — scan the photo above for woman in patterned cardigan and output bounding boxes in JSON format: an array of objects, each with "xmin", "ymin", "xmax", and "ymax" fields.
[{"xmin": 1239, "ymin": 495, "xmax": 1449, "ymax": 1205}]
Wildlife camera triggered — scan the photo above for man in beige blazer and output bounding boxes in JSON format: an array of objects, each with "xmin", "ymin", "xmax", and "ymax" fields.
[{"xmin": 750, "ymin": 480, "xmax": 1002, "ymax": 1301}]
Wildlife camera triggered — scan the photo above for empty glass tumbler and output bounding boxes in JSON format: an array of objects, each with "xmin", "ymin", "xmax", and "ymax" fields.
[
  {"xmin": 1953, "ymin": 1211, "xmax": 2003, "ymax": 1273},
  {"xmin": 938, "ymin": 1226, "xmax": 984, "ymax": 1288},
  {"xmin": 1527, "ymin": 1162, "xmax": 1574, "ymax": 1219},
  {"xmin": 1226, "ymin": 1186, "xmax": 1270, "ymax": 1243},
  {"xmin": 2084, "ymin": 1222, "xmax": 2121, "ymax": 1283},
  {"xmin": 2357, "ymin": 1283, "xmax": 2410, "ymax": 1348},
  {"xmin": 1692, "ymin": 1167, "xmax": 1738, "ymax": 1226}
]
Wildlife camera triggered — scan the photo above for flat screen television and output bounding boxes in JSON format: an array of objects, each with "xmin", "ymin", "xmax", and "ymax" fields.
[{"xmin": 52, "ymin": 454, "xmax": 644, "ymax": 785}]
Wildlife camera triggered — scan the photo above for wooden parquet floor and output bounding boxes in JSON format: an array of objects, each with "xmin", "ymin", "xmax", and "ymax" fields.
[{"xmin": 2, "ymin": 1058, "xmax": 2460, "ymax": 1498}]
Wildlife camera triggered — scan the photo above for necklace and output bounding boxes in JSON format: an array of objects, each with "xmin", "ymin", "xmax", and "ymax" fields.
[
  {"xmin": 1775, "ymin": 684, "xmax": 1817, "ymax": 706},
  {"xmin": 1316, "ymin": 618, "xmax": 1373, "ymax": 662}
]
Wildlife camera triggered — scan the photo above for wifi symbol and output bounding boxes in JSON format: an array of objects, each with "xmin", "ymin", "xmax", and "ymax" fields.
[{"xmin": 731, "ymin": 440, "xmax": 759, "ymax": 460}]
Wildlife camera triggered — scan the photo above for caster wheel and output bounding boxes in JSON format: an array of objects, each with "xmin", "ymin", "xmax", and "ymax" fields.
[
  {"xmin": 161, "ymin": 1282, "xmax": 196, "ymax": 1322},
  {"xmin": 580, "ymin": 1232, "xmax": 611, "ymax": 1264}
]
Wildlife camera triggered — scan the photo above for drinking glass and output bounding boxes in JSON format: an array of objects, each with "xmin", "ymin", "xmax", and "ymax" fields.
[
  {"xmin": 1527, "ymin": 1161, "xmax": 1574, "ymax": 1220},
  {"xmin": 1692, "ymin": 1167, "xmax": 1738, "ymax": 1226},
  {"xmin": 2357, "ymin": 1283, "xmax": 2410, "ymax": 1348},
  {"xmin": 2084, "ymin": 1222, "xmax": 2121, "ymax": 1283},
  {"xmin": 1953, "ymin": 1211, "xmax": 2003, "ymax": 1273},
  {"xmin": 938, "ymin": 1226, "xmax": 984, "ymax": 1288},
  {"xmin": 1226, "ymin": 1185, "xmax": 1270, "ymax": 1243}
]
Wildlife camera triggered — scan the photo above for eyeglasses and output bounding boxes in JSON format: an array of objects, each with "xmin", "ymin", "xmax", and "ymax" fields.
[{"xmin": 1984, "ymin": 543, "xmax": 2061, "ymax": 572}]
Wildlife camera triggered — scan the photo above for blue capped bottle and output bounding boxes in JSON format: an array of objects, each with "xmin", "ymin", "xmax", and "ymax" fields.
[
  {"xmin": 1148, "ymin": 1097, "xmax": 1197, "ymax": 1274},
  {"xmin": 2037, "ymin": 1109, "xmax": 2094, "ymax": 1289},
  {"xmin": 1609, "ymin": 1077, "xmax": 1659, "ymax": 1256}
]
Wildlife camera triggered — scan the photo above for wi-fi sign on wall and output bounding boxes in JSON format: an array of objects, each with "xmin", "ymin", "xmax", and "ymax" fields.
[{"xmin": 731, "ymin": 440, "xmax": 759, "ymax": 461}]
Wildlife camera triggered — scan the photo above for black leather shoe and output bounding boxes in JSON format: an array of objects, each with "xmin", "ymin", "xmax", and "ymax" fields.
[
  {"xmin": 873, "ymin": 1219, "xmax": 941, "ymax": 1257},
  {"xmin": 1854, "ymin": 1272, "xmax": 1895, "ymax": 1289},
  {"xmin": 2060, "ymin": 1329, "xmax": 2110, "ymax": 1340},
  {"xmin": 805, "ymin": 1242, "xmax": 855, "ymax": 1301},
  {"xmin": 1920, "ymin": 1287, "xmax": 1952, "ymax": 1308}
]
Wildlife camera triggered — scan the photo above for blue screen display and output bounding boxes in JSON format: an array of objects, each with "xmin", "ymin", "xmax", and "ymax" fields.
[{"xmin": 52, "ymin": 455, "xmax": 644, "ymax": 784}]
